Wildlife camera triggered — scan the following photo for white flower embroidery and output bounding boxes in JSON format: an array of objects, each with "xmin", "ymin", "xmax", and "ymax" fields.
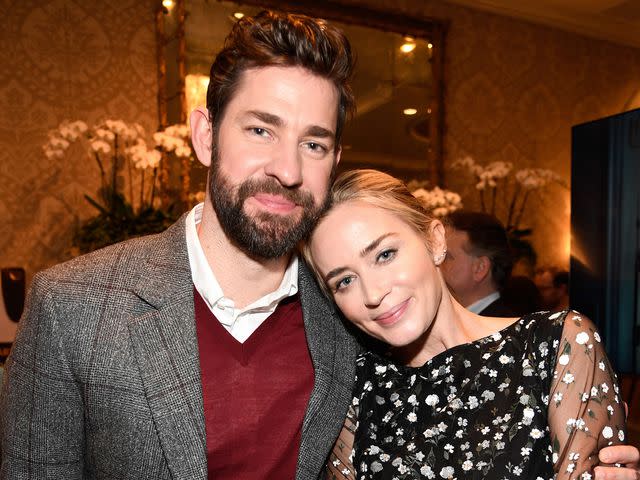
[
  {"xmin": 425, "ymin": 394, "xmax": 439, "ymax": 406},
  {"xmin": 575, "ymin": 331, "xmax": 590, "ymax": 344},
  {"xmin": 530, "ymin": 428, "xmax": 543, "ymax": 439},
  {"xmin": 440, "ymin": 466, "xmax": 454, "ymax": 478},
  {"xmin": 420, "ymin": 465, "xmax": 435, "ymax": 478}
]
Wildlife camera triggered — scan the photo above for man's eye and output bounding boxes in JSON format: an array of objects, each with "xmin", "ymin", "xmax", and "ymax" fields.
[
  {"xmin": 249, "ymin": 127, "xmax": 269, "ymax": 137},
  {"xmin": 304, "ymin": 142, "xmax": 328, "ymax": 153}
]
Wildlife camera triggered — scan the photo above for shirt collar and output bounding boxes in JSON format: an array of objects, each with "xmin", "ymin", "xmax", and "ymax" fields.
[
  {"xmin": 185, "ymin": 203, "xmax": 299, "ymax": 313},
  {"xmin": 466, "ymin": 291, "xmax": 500, "ymax": 314}
]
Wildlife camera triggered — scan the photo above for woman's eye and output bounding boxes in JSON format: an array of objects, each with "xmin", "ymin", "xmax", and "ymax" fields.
[
  {"xmin": 376, "ymin": 249, "xmax": 397, "ymax": 263},
  {"xmin": 334, "ymin": 275, "xmax": 354, "ymax": 292}
]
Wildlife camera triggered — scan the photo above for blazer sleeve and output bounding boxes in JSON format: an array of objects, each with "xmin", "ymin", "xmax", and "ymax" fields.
[{"xmin": 1, "ymin": 272, "xmax": 85, "ymax": 479}]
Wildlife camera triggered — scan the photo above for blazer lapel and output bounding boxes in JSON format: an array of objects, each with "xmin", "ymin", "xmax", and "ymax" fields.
[
  {"xmin": 128, "ymin": 217, "xmax": 207, "ymax": 480},
  {"xmin": 297, "ymin": 261, "xmax": 359, "ymax": 479}
]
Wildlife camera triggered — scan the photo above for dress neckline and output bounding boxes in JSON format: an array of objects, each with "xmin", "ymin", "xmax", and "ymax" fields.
[{"xmin": 366, "ymin": 312, "xmax": 553, "ymax": 375}]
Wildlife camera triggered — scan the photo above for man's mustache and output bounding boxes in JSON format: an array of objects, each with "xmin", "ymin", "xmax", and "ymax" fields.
[{"xmin": 236, "ymin": 178, "xmax": 315, "ymax": 208}]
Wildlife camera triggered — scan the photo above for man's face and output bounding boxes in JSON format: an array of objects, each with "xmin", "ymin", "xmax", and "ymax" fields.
[
  {"xmin": 440, "ymin": 228, "xmax": 477, "ymax": 305},
  {"xmin": 209, "ymin": 65, "xmax": 340, "ymax": 259}
]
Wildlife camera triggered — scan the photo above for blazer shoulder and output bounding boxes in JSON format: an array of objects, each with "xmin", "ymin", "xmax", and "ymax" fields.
[{"xmin": 40, "ymin": 215, "xmax": 188, "ymax": 289}]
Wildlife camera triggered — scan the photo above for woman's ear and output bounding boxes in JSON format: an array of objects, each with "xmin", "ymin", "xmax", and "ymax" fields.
[
  {"xmin": 429, "ymin": 220, "xmax": 447, "ymax": 264},
  {"xmin": 190, "ymin": 106, "xmax": 213, "ymax": 168}
]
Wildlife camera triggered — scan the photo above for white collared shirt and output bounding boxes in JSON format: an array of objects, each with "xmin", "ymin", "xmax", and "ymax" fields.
[
  {"xmin": 185, "ymin": 203, "xmax": 299, "ymax": 343},
  {"xmin": 466, "ymin": 291, "xmax": 500, "ymax": 314}
]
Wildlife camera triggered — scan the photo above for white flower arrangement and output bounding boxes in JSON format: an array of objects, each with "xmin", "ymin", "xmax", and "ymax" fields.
[
  {"xmin": 452, "ymin": 155, "xmax": 566, "ymax": 232},
  {"xmin": 42, "ymin": 119, "xmax": 192, "ymax": 253},
  {"xmin": 406, "ymin": 179, "xmax": 463, "ymax": 217}
]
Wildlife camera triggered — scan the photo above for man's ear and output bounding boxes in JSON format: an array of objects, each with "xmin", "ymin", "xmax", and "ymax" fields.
[
  {"xmin": 472, "ymin": 255, "xmax": 491, "ymax": 283},
  {"xmin": 334, "ymin": 145, "xmax": 342, "ymax": 166},
  {"xmin": 190, "ymin": 106, "xmax": 213, "ymax": 168}
]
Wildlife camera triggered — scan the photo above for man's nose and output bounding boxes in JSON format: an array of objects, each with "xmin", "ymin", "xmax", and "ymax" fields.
[{"xmin": 264, "ymin": 142, "xmax": 303, "ymax": 187}]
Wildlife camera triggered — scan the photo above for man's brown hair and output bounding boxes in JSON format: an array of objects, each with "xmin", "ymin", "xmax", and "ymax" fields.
[{"xmin": 206, "ymin": 10, "xmax": 356, "ymax": 149}]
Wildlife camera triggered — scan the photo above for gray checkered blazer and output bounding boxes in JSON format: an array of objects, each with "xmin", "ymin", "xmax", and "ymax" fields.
[{"xmin": 0, "ymin": 215, "xmax": 359, "ymax": 479}]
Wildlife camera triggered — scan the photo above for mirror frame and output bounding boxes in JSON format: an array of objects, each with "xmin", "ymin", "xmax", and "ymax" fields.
[
  {"xmin": 239, "ymin": 0, "xmax": 447, "ymax": 185},
  {"xmin": 158, "ymin": 0, "xmax": 447, "ymax": 193}
]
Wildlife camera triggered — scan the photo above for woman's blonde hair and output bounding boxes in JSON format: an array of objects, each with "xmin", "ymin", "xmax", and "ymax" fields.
[{"xmin": 301, "ymin": 169, "xmax": 436, "ymax": 297}]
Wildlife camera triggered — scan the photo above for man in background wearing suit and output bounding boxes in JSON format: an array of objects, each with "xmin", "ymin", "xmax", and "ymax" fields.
[
  {"xmin": 1, "ymin": 10, "xmax": 638, "ymax": 480},
  {"xmin": 441, "ymin": 210, "xmax": 516, "ymax": 317}
]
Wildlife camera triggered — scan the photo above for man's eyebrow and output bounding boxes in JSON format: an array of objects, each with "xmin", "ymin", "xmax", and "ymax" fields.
[
  {"xmin": 323, "ymin": 233, "xmax": 396, "ymax": 283},
  {"xmin": 244, "ymin": 112, "xmax": 334, "ymax": 141},
  {"xmin": 245, "ymin": 110, "xmax": 283, "ymax": 127},
  {"xmin": 304, "ymin": 125, "xmax": 336, "ymax": 139}
]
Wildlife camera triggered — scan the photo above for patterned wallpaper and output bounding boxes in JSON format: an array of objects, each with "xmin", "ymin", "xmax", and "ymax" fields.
[
  {"xmin": 1, "ymin": 0, "xmax": 640, "ymax": 280},
  {"xmin": 0, "ymin": 0, "xmax": 158, "ymax": 280},
  {"xmin": 337, "ymin": 0, "xmax": 640, "ymax": 269}
]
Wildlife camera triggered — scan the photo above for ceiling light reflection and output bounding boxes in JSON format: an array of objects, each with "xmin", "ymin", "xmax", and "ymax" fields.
[{"xmin": 400, "ymin": 36, "xmax": 416, "ymax": 53}]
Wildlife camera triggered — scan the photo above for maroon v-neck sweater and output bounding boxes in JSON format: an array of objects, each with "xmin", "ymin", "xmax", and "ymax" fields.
[{"xmin": 194, "ymin": 288, "xmax": 314, "ymax": 479}]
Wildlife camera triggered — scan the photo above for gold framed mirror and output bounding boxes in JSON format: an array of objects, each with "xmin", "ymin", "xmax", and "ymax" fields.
[{"xmin": 157, "ymin": 0, "xmax": 446, "ymax": 198}]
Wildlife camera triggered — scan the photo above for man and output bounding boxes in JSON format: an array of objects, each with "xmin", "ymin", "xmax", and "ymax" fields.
[
  {"xmin": 1, "ymin": 11, "xmax": 636, "ymax": 480},
  {"xmin": 441, "ymin": 210, "xmax": 515, "ymax": 317},
  {"xmin": 1, "ymin": 11, "xmax": 357, "ymax": 480},
  {"xmin": 535, "ymin": 266, "xmax": 570, "ymax": 311}
]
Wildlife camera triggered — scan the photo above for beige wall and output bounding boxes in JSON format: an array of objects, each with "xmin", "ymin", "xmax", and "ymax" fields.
[
  {"xmin": 2, "ymin": 0, "xmax": 640, "ymax": 279},
  {"xmin": 343, "ymin": 0, "xmax": 640, "ymax": 268},
  {"xmin": 0, "ymin": 0, "xmax": 158, "ymax": 279}
]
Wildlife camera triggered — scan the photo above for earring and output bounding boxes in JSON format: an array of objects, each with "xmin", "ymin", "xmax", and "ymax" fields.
[{"xmin": 434, "ymin": 249, "xmax": 447, "ymax": 266}]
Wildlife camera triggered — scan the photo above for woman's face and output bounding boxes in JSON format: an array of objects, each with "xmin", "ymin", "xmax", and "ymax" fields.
[{"xmin": 309, "ymin": 200, "xmax": 445, "ymax": 347}]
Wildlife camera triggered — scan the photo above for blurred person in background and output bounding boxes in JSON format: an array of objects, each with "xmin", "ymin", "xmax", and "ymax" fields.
[
  {"xmin": 535, "ymin": 266, "xmax": 570, "ymax": 312},
  {"xmin": 440, "ymin": 210, "xmax": 515, "ymax": 317}
]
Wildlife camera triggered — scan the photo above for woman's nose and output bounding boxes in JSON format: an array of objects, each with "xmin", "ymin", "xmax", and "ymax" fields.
[{"xmin": 361, "ymin": 275, "xmax": 389, "ymax": 308}]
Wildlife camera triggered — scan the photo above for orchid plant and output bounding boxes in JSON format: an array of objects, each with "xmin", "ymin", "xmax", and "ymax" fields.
[
  {"xmin": 43, "ymin": 119, "xmax": 193, "ymax": 253},
  {"xmin": 452, "ymin": 156, "xmax": 566, "ymax": 234},
  {"xmin": 407, "ymin": 179, "xmax": 463, "ymax": 217}
]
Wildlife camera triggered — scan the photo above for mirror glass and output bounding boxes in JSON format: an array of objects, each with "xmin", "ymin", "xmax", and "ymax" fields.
[{"xmin": 180, "ymin": 0, "xmax": 444, "ymax": 192}]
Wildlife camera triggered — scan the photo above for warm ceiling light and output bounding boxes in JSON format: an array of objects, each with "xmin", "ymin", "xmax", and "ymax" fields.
[
  {"xmin": 400, "ymin": 36, "xmax": 416, "ymax": 53},
  {"xmin": 233, "ymin": 12, "xmax": 245, "ymax": 19},
  {"xmin": 427, "ymin": 42, "xmax": 433, "ymax": 49},
  {"xmin": 403, "ymin": 108, "xmax": 418, "ymax": 115},
  {"xmin": 162, "ymin": 0, "xmax": 174, "ymax": 9}
]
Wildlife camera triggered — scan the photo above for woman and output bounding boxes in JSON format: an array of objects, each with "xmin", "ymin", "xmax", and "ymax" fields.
[{"xmin": 301, "ymin": 169, "xmax": 626, "ymax": 479}]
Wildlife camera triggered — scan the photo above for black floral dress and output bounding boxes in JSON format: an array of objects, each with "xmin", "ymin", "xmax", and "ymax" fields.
[{"xmin": 327, "ymin": 311, "xmax": 626, "ymax": 480}]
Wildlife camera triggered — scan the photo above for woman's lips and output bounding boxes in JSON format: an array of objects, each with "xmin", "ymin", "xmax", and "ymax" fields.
[{"xmin": 374, "ymin": 298, "xmax": 410, "ymax": 327}]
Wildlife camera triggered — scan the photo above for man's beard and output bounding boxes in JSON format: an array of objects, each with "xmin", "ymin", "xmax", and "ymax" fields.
[{"xmin": 209, "ymin": 150, "xmax": 332, "ymax": 260}]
